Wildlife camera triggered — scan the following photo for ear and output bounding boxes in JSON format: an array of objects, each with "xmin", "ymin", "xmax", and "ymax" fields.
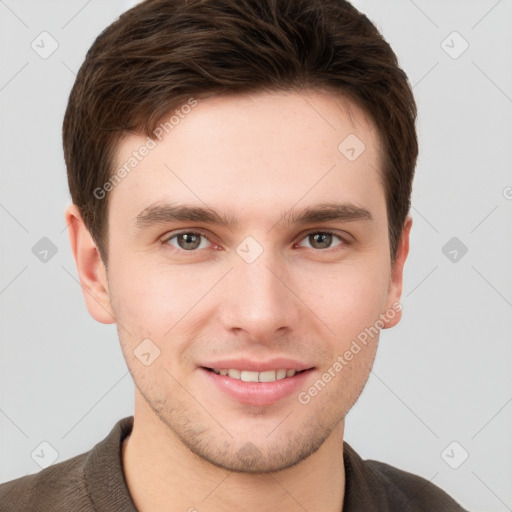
[
  {"xmin": 65, "ymin": 203, "xmax": 115, "ymax": 324},
  {"xmin": 382, "ymin": 216, "xmax": 412, "ymax": 329}
]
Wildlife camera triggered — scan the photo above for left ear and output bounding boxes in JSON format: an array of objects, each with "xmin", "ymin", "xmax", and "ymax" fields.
[{"xmin": 382, "ymin": 216, "xmax": 412, "ymax": 329}]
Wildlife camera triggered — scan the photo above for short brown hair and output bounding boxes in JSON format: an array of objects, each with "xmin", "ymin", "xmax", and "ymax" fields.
[{"xmin": 63, "ymin": 0, "xmax": 417, "ymax": 266}]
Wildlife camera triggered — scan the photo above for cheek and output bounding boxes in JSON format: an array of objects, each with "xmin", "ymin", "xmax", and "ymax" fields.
[
  {"xmin": 108, "ymin": 257, "xmax": 215, "ymax": 340},
  {"xmin": 108, "ymin": 265, "xmax": 197, "ymax": 380},
  {"xmin": 298, "ymin": 260, "xmax": 391, "ymax": 339},
  {"xmin": 109, "ymin": 264, "xmax": 174, "ymax": 333}
]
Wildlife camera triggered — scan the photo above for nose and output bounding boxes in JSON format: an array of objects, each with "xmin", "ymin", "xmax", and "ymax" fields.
[{"xmin": 217, "ymin": 249, "xmax": 302, "ymax": 343}]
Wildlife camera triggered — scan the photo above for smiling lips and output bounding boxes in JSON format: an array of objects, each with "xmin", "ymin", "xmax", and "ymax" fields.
[{"xmin": 200, "ymin": 359, "xmax": 315, "ymax": 405}]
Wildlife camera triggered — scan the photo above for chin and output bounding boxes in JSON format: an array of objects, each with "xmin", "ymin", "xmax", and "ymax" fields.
[{"xmin": 177, "ymin": 424, "xmax": 332, "ymax": 474}]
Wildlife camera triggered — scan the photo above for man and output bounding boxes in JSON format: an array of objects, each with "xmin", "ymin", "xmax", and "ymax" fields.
[{"xmin": 0, "ymin": 0, "xmax": 468, "ymax": 510}]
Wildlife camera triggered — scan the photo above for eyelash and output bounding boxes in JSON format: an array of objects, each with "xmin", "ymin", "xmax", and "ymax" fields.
[{"xmin": 160, "ymin": 229, "xmax": 350, "ymax": 255}]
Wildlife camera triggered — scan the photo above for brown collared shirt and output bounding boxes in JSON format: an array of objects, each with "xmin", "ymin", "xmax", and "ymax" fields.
[{"xmin": 0, "ymin": 416, "xmax": 468, "ymax": 511}]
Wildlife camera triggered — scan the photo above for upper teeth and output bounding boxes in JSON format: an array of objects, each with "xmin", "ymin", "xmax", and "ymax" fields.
[{"xmin": 211, "ymin": 368, "xmax": 297, "ymax": 382}]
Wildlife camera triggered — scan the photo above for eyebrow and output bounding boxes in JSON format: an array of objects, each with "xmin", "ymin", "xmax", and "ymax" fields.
[{"xmin": 134, "ymin": 201, "xmax": 372, "ymax": 231}]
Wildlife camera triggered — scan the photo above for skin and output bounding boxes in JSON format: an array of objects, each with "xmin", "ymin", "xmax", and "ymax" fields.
[{"xmin": 66, "ymin": 90, "xmax": 411, "ymax": 512}]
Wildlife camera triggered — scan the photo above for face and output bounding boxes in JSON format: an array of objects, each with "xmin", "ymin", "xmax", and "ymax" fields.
[{"xmin": 70, "ymin": 90, "xmax": 410, "ymax": 473}]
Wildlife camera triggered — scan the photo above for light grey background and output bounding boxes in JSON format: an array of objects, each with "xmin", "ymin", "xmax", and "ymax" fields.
[{"xmin": 1, "ymin": 1, "xmax": 511, "ymax": 511}]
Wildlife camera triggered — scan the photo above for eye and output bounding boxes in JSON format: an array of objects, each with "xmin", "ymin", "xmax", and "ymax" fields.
[
  {"xmin": 162, "ymin": 231, "xmax": 213, "ymax": 252},
  {"xmin": 296, "ymin": 231, "xmax": 346, "ymax": 250}
]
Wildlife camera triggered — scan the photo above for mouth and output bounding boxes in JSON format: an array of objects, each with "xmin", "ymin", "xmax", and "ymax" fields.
[{"xmin": 199, "ymin": 365, "xmax": 315, "ymax": 406}]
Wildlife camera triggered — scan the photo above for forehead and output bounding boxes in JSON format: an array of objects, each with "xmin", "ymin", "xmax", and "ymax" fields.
[{"xmin": 108, "ymin": 90, "xmax": 384, "ymax": 228}]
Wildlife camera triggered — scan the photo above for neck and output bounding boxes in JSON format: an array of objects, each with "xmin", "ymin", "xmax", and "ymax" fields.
[{"xmin": 122, "ymin": 397, "xmax": 345, "ymax": 512}]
